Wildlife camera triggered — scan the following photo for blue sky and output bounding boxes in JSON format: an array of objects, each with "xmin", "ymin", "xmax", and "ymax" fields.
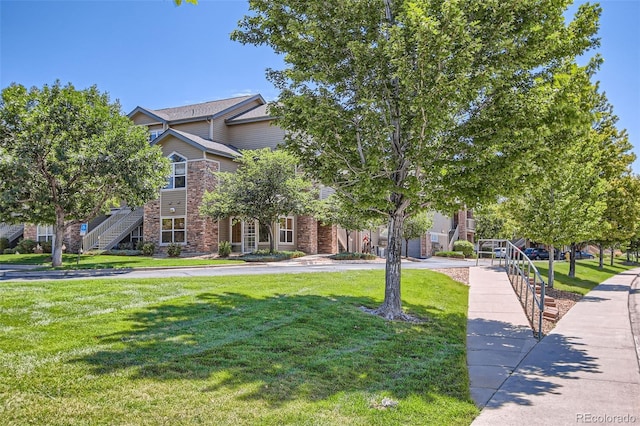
[{"xmin": 1, "ymin": 0, "xmax": 639, "ymax": 172}]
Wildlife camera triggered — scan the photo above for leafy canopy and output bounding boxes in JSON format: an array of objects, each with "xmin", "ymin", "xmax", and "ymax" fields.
[
  {"xmin": 200, "ymin": 148, "xmax": 315, "ymax": 252},
  {"xmin": 0, "ymin": 81, "xmax": 170, "ymax": 266}
]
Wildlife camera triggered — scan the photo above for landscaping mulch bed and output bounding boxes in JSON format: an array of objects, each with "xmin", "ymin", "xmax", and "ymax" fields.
[
  {"xmin": 541, "ymin": 287, "xmax": 583, "ymax": 335},
  {"xmin": 432, "ymin": 268, "xmax": 469, "ymax": 285}
]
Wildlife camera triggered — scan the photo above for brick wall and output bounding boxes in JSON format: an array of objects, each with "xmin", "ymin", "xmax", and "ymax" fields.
[
  {"xmin": 22, "ymin": 223, "xmax": 81, "ymax": 253},
  {"xmin": 317, "ymin": 223, "xmax": 337, "ymax": 254},
  {"xmin": 143, "ymin": 199, "xmax": 161, "ymax": 254},
  {"xmin": 184, "ymin": 159, "xmax": 219, "ymax": 253},
  {"xmin": 296, "ymin": 215, "xmax": 318, "ymax": 254}
]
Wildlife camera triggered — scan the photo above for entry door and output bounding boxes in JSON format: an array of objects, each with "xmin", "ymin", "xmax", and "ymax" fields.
[{"xmin": 243, "ymin": 221, "xmax": 257, "ymax": 253}]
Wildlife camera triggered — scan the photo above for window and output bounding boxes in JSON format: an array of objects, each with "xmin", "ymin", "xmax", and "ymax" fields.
[
  {"xmin": 149, "ymin": 129, "xmax": 163, "ymax": 141},
  {"xmin": 164, "ymin": 153, "xmax": 186, "ymax": 190},
  {"xmin": 161, "ymin": 217, "xmax": 185, "ymax": 244},
  {"xmin": 36, "ymin": 225, "xmax": 54, "ymax": 242},
  {"xmin": 279, "ymin": 217, "xmax": 294, "ymax": 244}
]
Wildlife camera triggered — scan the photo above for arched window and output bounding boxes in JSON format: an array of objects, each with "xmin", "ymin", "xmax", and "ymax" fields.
[{"xmin": 164, "ymin": 153, "xmax": 186, "ymax": 190}]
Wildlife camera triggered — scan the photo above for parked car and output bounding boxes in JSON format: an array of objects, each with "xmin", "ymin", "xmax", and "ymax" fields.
[
  {"xmin": 494, "ymin": 247, "xmax": 506, "ymax": 258},
  {"xmin": 523, "ymin": 247, "xmax": 561, "ymax": 260},
  {"xmin": 575, "ymin": 250, "xmax": 595, "ymax": 259}
]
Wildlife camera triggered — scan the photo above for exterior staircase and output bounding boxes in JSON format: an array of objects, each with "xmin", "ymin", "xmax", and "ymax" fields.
[
  {"xmin": 535, "ymin": 281, "xmax": 559, "ymax": 321},
  {"xmin": 82, "ymin": 208, "xmax": 143, "ymax": 251},
  {"xmin": 0, "ymin": 223, "xmax": 24, "ymax": 243}
]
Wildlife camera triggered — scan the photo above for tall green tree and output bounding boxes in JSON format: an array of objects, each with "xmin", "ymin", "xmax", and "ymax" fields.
[
  {"xmin": 233, "ymin": 0, "xmax": 600, "ymax": 319},
  {"xmin": 0, "ymin": 81, "xmax": 169, "ymax": 267},
  {"xmin": 510, "ymin": 61, "xmax": 609, "ymax": 287},
  {"xmin": 200, "ymin": 148, "xmax": 315, "ymax": 253},
  {"xmin": 590, "ymin": 94, "xmax": 638, "ymax": 268}
]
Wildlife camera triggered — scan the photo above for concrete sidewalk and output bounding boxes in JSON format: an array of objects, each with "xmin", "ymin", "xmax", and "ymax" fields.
[
  {"xmin": 467, "ymin": 266, "xmax": 538, "ymax": 407},
  {"xmin": 471, "ymin": 266, "xmax": 640, "ymax": 425}
]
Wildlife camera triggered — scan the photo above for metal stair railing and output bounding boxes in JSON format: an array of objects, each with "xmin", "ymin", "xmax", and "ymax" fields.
[
  {"xmin": 448, "ymin": 225, "xmax": 460, "ymax": 251},
  {"xmin": 505, "ymin": 241, "xmax": 546, "ymax": 340},
  {"xmin": 0, "ymin": 223, "xmax": 24, "ymax": 243},
  {"xmin": 476, "ymin": 238, "xmax": 546, "ymax": 339},
  {"xmin": 96, "ymin": 209, "xmax": 144, "ymax": 251},
  {"xmin": 82, "ymin": 209, "xmax": 132, "ymax": 250}
]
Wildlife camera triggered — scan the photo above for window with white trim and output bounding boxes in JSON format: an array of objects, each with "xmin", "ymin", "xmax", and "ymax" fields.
[
  {"xmin": 161, "ymin": 217, "xmax": 185, "ymax": 244},
  {"xmin": 164, "ymin": 153, "xmax": 186, "ymax": 190},
  {"xmin": 36, "ymin": 225, "xmax": 54, "ymax": 242},
  {"xmin": 279, "ymin": 217, "xmax": 294, "ymax": 244},
  {"xmin": 149, "ymin": 130, "xmax": 163, "ymax": 141}
]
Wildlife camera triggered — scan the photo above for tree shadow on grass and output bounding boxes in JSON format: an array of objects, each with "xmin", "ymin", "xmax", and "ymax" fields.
[{"xmin": 74, "ymin": 292, "xmax": 469, "ymax": 406}]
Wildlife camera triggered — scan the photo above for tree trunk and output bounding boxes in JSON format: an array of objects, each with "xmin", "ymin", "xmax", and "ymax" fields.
[
  {"xmin": 345, "ymin": 230, "xmax": 351, "ymax": 253},
  {"xmin": 267, "ymin": 224, "xmax": 275, "ymax": 254},
  {"xmin": 610, "ymin": 245, "xmax": 615, "ymax": 266},
  {"xmin": 598, "ymin": 244, "xmax": 604, "ymax": 269},
  {"xmin": 568, "ymin": 243, "xmax": 576, "ymax": 278},
  {"xmin": 548, "ymin": 244, "xmax": 554, "ymax": 288},
  {"xmin": 52, "ymin": 210, "xmax": 65, "ymax": 267},
  {"xmin": 375, "ymin": 212, "xmax": 405, "ymax": 319}
]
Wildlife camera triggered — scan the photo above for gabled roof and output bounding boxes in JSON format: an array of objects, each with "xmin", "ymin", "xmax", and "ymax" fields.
[
  {"xmin": 225, "ymin": 103, "xmax": 275, "ymax": 125},
  {"xmin": 128, "ymin": 95, "xmax": 266, "ymax": 124},
  {"xmin": 153, "ymin": 128, "xmax": 241, "ymax": 159}
]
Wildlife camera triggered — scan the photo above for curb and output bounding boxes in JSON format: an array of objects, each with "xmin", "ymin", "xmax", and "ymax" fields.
[{"xmin": 629, "ymin": 272, "xmax": 640, "ymax": 370}]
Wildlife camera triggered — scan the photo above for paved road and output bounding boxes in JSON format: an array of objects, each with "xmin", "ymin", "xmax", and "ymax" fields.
[{"xmin": 0, "ymin": 256, "xmax": 480, "ymax": 281}]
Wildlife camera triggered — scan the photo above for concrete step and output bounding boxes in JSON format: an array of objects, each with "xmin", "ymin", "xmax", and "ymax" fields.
[{"xmin": 543, "ymin": 306, "xmax": 559, "ymax": 321}]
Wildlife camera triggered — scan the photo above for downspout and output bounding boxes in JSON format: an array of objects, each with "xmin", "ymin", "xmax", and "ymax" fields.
[{"xmin": 208, "ymin": 117, "xmax": 214, "ymax": 140}]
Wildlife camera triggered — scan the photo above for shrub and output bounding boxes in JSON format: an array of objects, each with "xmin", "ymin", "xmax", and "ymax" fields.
[
  {"xmin": 3, "ymin": 248, "xmax": 15, "ymax": 254},
  {"xmin": 141, "ymin": 242, "xmax": 155, "ymax": 256},
  {"xmin": 453, "ymin": 240, "xmax": 475, "ymax": 257},
  {"xmin": 16, "ymin": 239, "xmax": 38, "ymax": 254},
  {"xmin": 329, "ymin": 252, "xmax": 378, "ymax": 260},
  {"xmin": 136, "ymin": 240, "xmax": 145, "ymax": 251},
  {"xmin": 40, "ymin": 240, "xmax": 52, "ymax": 254},
  {"xmin": 0, "ymin": 237, "xmax": 9, "ymax": 252},
  {"xmin": 241, "ymin": 250, "xmax": 306, "ymax": 262},
  {"xmin": 103, "ymin": 249, "xmax": 142, "ymax": 256},
  {"xmin": 218, "ymin": 241, "xmax": 232, "ymax": 258},
  {"xmin": 167, "ymin": 243, "xmax": 182, "ymax": 258},
  {"xmin": 434, "ymin": 251, "xmax": 465, "ymax": 259}
]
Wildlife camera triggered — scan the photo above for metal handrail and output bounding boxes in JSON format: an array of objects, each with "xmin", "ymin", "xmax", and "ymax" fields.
[
  {"xmin": 476, "ymin": 238, "xmax": 546, "ymax": 339},
  {"xmin": 82, "ymin": 208, "xmax": 131, "ymax": 250},
  {"xmin": 97, "ymin": 209, "xmax": 143, "ymax": 250},
  {"xmin": 505, "ymin": 241, "xmax": 546, "ymax": 339}
]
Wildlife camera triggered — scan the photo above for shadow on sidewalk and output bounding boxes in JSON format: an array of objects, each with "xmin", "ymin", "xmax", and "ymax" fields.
[{"xmin": 469, "ymin": 318, "xmax": 599, "ymax": 408}]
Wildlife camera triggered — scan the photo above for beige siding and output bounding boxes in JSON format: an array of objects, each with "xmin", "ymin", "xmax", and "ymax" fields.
[
  {"xmin": 131, "ymin": 111, "xmax": 162, "ymax": 126},
  {"xmin": 227, "ymin": 121, "xmax": 284, "ymax": 151},
  {"xmin": 160, "ymin": 190, "xmax": 187, "ymax": 216},
  {"xmin": 215, "ymin": 156, "xmax": 238, "ymax": 172},
  {"xmin": 431, "ymin": 212, "xmax": 453, "ymax": 234},
  {"xmin": 172, "ymin": 121, "xmax": 210, "ymax": 139},
  {"xmin": 148, "ymin": 124, "xmax": 163, "ymax": 132},
  {"xmin": 158, "ymin": 136, "xmax": 203, "ymax": 160},
  {"xmin": 218, "ymin": 218, "xmax": 230, "ymax": 243},
  {"xmin": 212, "ymin": 99, "xmax": 264, "ymax": 143}
]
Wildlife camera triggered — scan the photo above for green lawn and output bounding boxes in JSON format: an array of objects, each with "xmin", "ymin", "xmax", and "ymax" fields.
[
  {"xmin": 0, "ymin": 253, "xmax": 243, "ymax": 269},
  {"xmin": 535, "ymin": 258, "xmax": 639, "ymax": 295},
  {"xmin": 0, "ymin": 270, "xmax": 478, "ymax": 425}
]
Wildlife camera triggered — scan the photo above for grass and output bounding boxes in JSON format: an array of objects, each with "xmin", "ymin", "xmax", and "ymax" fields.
[
  {"xmin": 0, "ymin": 253, "xmax": 244, "ymax": 269},
  {"xmin": 0, "ymin": 270, "xmax": 478, "ymax": 425},
  {"xmin": 535, "ymin": 257, "xmax": 639, "ymax": 295}
]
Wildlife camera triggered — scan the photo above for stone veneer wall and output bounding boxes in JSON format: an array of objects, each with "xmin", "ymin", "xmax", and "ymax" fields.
[
  {"xmin": 143, "ymin": 199, "xmax": 161, "ymax": 253},
  {"xmin": 296, "ymin": 215, "xmax": 318, "ymax": 254},
  {"xmin": 22, "ymin": 223, "xmax": 82, "ymax": 253},
  {"xmin": 317, "ymin": 223, "xmax": 337, "ymax": 254},
  {"xmin": 420, "ymin": 233, "xmax": 429, "ymax": 258},
  {"xmin": 23, "ymin": 224, "xmax": 36, "ymax": 241},
  {"xmin": 185, "ymin": 159, "xmax": 219, "ymax": 253}
]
